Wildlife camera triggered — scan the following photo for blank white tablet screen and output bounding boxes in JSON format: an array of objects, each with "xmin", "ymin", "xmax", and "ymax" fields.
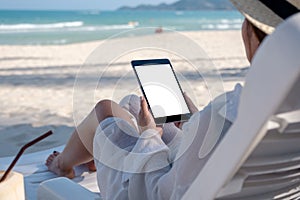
[{"xmin": 135, "ymin": 64, "xmax": 189, "ymax": 118}]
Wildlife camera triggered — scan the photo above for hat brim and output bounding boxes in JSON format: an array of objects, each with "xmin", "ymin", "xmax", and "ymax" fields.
[{"xmin": 230, "ymin": 0, "xmax": 283, "ymax": 34}]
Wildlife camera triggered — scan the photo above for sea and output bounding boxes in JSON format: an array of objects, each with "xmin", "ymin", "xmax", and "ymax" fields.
[{"xmin": 0, "ymin": 10, "xmax": 243, "ymax": 45}]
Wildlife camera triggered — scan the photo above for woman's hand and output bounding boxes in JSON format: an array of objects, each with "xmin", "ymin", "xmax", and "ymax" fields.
[
  {"xmin": 184, "ymin": 92, "xmax": 198, "ymax": 114},
  {"xmin": 138, "ymin": 96, "xmax": 163, "ymax": 136},
  {"xmin": 174, "ymin": 93, "xmax": 198, "ymax": 129}
]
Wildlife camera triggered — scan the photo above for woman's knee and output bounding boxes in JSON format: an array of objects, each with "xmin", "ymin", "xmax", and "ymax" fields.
[
  {"xmin": 94, "ymin": 99, "xmax": 114, "ymax": 120},
  {"xmin": 119, "ymin": 94, "xmax": 140, "ymax": 117}
]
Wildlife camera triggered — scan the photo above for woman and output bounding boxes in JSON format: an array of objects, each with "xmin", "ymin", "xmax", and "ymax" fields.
[{"xmin": 46, "ymin": 0, "xmax": 299, "ymax": 199}]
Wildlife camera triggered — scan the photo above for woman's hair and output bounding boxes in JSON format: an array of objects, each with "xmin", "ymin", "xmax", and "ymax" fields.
[{"xmin": 247, "ymin": 19, "xmax": 267, "ymax": 43}]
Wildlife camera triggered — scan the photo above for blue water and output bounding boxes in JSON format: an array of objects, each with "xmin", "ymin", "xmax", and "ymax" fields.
[{"xmin": 0, "ymin": 10, "xmax": 243, "ymax": 45}]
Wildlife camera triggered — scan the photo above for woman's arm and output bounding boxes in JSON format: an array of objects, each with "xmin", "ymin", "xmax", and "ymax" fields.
[{"xmin": 129, "ymin": 97, "xmax": 232, "ymax": 199}]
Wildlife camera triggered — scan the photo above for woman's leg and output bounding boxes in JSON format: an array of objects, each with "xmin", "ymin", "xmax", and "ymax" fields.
[{"xmin": 46, "ymin": 99, "xmax": 136, "ymax": 178}]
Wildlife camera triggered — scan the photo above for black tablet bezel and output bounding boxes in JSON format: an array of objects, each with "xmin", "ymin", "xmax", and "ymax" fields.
[{"xmin": 131, "ymin": 58, "xmax": 192, "ymax": 124}]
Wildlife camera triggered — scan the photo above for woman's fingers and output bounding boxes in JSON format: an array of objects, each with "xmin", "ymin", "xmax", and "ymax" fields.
[
  {"xmin": 139, "ymin": 96, "xmax": 149, "ymax": 123},
  {"xmin": 184, "ymin": 92, "xmax": 198, "ymax": 114},
  {"xmin": 138, "ymin": 96, "xmax": 157, "ymax": 134},
  {"xmin": 140, "ymin": 96, "xmax": 149, "ymax": 117}
]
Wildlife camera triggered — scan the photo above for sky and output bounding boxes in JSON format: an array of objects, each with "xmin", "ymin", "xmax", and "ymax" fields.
[{"xmin": 0, "ymin": 0, "xmax": 178, "ymax": 10}]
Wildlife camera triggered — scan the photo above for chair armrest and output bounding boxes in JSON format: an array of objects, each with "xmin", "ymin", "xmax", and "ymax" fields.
[{"xmin": 37, "ymin": 177, "xmax": 102, "ymax": 200}]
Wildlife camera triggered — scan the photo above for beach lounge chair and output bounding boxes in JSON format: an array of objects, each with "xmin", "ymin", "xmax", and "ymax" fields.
[
  {"xmin": 182, "ymin": 13, "xmax": 300, "ymax": 200},
  {"xmin": 36, "ymin": 11, "xmax": 300, "ymax": 200}
]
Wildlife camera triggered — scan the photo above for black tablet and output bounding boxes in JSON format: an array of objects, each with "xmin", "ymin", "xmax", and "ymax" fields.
[{"xmin": 132, "ymin": 58, "xmax": 192, "ymax": 124}]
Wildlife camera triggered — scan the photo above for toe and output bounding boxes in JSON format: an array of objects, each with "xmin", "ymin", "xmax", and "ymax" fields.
[{"xmin": 45, "ymin": 153, "xmax": 57, "ymax": 166}]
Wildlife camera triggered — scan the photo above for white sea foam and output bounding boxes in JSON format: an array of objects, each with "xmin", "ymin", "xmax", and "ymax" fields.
[
  {"xmin": 199, "ymin": 18, "xmax": 242, "ymax": 30},
  {"xmin": 0, "ymin": 22, "xmax": 138, "ymax": 34},
  {"xmin": 216, "ymin": 24, "xmax": 230, "ymax": 29},
  {"xmin": 51, "ymin": 39, "xmax": 68, "ymax": 44},
  {"xmin": 82, "ymin": 24, "xmax": 138, "ymax": 31},
  {"xmin": 175, "ymin": 11, "xmax": 184, "ymax": 16},
  {"xmin": 0, "ymin": 21, "xmax": 84, "ymax": 30},
  {"xmin": 220, "ymin": 19, "xmax": 230, "ymax": 23},
  {"xmin": 201, "ymin": 23, "xmax": 241, "ymax": 30}
]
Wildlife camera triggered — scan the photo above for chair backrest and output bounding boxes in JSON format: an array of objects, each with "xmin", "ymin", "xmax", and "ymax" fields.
[{"xmin": 182, "ymin": 13, "xmax": 300, "ymax": 200}]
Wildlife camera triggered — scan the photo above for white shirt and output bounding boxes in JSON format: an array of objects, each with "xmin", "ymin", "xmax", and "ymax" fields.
[{"xmin": 93, "ymin": 84, "xmax": 243, "ymax": 200}]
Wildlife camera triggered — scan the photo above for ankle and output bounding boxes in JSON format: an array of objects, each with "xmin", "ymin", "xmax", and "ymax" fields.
[{"xmin": 57, "ymin": 154, "xmax": 72, "ymax": 172}]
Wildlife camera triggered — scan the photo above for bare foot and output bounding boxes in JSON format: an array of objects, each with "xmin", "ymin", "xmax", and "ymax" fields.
[
  {"xmin": 86, "ymin": 160, "xmax": 96, "ymax": 172},
  {"xmin": 46, "ymin": 151, "xmax": 75, "ymax": 179}
]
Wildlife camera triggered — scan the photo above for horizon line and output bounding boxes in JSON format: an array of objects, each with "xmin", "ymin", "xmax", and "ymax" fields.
[{"xmin": 0, "ymin": 8, "xmax": 237, "ymax": 12}]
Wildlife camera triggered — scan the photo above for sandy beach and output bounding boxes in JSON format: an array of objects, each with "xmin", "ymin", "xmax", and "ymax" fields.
[{"xmin": 0, "ymin": 30, "xmax": 249, "ymax": 157}]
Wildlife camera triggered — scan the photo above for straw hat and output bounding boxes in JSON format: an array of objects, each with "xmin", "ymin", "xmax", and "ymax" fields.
[{"xmin": 230, "ymin": 0, "xmax": 300, "ymax": 34}]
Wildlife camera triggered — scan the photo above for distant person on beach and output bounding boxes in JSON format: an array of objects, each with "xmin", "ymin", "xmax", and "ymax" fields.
[
  {"xmin": 155, "ymin": 26, "xmax": 163, "ymax": 34},
  {"xmin": 46, "ymin": 0, "xmax": 299, "ymax": 199}
]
